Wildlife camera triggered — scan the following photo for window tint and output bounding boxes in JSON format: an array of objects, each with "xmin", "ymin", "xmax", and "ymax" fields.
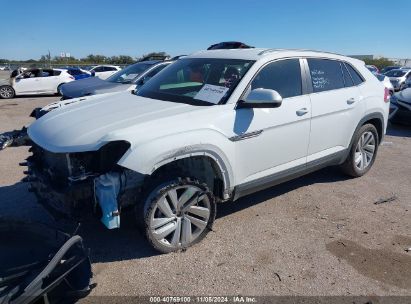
[
  {"xmin": 341, "ymin": 63, "xmax": 354, "ymax": 87},
  {"xmin": 345, "ymin": 63, "xmax": 364, "ymax": 85},
  {"xmin": 307, "ymin": 59, "xmax": 345, "ymax": 92},
  {"xmin": 41, "ymin": 70, "xmax": 53, "ymax": 77},
  {"xmin": 105, "ymin": 66, "xmax": 117, "ymax": 71},
  {"xmin": 93, "ymin": 66, "xmax": 104, "ymax": 72},
  {"xmin": 250, "ymin": 59, "xmax": 302, "ymax": 98}
]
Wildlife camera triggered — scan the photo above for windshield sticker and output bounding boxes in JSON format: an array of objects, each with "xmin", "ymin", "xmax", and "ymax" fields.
[{"xmin": 194, "ymin": 84, "xmax": 229, "ymax": 104}]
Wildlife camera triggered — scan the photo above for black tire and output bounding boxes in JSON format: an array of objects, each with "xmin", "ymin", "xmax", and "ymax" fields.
[
  {"xmin": 340, "ymin": 123, "xmax": 379, "ymax": 177},
  {"xmin": 0, "ymin": 85, "xmax": 15, "ymax": 99},
  {"xmin": 138, "ymin": 177, "xmax": 216, "ymax": 254}
]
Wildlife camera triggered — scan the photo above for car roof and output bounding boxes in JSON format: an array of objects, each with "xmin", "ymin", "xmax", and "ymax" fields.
[{"xmin": 188, "ymin": 48, "xmax": 362, "ymax": 64}]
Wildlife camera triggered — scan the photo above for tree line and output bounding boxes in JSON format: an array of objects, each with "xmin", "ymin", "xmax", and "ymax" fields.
[{"xmin": 0, "ymin": 52, "xmax": 169, "ymax": 66}]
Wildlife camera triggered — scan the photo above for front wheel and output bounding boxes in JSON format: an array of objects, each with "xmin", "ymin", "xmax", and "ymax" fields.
[
  {"xmin": 341, "ymin": 124, "xmax": 379, "ymax": 177},
  {"xmin": 0, "ymin": 85, "xmax": 15, "ymax": 99},
  {"xmin": 140, "ymin": 177, "xmax": 216, "ymax": 253}
]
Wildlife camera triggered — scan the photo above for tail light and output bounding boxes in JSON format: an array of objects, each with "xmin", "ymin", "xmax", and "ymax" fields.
[{"xmin": 384, "ymin": 88, "xmax": 390, "ymax": 103}]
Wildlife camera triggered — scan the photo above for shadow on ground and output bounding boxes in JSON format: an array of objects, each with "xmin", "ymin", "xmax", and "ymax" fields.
[{"xmin": 0, "ymin": 166, "xmax": 349, "ymax": 263}]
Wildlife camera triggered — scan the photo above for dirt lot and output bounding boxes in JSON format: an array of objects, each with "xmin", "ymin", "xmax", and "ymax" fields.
[{"xmin": 0, "ymin": 91, "xmax": 410, "ymax": 297}]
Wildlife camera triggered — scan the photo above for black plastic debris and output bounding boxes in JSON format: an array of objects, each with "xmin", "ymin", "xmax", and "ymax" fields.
[
  {"xmin": 374, "ymin": 195, "xmax": 398, "ymax": 205},
  {"xmin": 0, "ymin": 220, "xmax": 93, "ymax": 304},
  {"xmin": 0, "ymin": 128, "xmax": 30, "ymax": 151}
]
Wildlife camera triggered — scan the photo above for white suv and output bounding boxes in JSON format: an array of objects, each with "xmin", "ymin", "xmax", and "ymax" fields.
[{"xmin": 26, "ymin": 49, "xmax": 389, "ymax": 253}]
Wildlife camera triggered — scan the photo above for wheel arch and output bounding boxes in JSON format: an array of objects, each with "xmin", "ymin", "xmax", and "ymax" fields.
[
  {"xmin": 119, "ymin": 143, "xmax": 235, "ymax": 201},
  {"xmin": 358, "ymin": 112, "xmax": 385, "ymax": 144}
]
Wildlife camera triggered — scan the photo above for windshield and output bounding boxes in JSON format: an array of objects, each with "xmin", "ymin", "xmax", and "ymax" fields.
[
  {"xmin": 107, "ymin": 62, "xmax": 156, "ymax": 84},
  {"xmin": 385, "ymin": 70, "xmax": 406, "ymax": 77},
  {"xmin": 136, "ymin": 58, "xmax": 254, "ymax": 105}
]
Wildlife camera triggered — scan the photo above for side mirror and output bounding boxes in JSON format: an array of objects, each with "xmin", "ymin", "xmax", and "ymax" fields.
[
  {"xmin": 90, "ymin": 70, "xmax": 96, "ymax": 77},
  {"xmin": 238, "ymin": 88, "xmax": 283, "ymax": 109}
]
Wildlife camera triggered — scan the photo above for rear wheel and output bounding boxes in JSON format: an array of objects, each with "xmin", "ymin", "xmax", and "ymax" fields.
[
  {"xmin": 140, "ymin": 177, "xmax": 216, "ymax": 253},
  {"xmin": 341, "ymin": 124, "xmax": 379, "ymax": 177},
  {"xmin": 0, "ymin": 85, "xmax": 15, "ymax": 99}
]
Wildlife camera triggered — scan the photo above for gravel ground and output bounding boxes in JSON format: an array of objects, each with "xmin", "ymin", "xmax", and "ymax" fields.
[{"xmin": 0, "ymin": 92, "xmax": 410, "ymax": 297}]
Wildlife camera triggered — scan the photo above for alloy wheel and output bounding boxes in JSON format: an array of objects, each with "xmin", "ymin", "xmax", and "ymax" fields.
[
  {"xmin": 354, "ymin": 131, "xmax": 376, "ymax": 171},
  {"xmin": 0, "ymin": 86, "xmax": 14, "ymax": 98},
  {"xmin": 149, "ymin": 185, "xmax": 211, "ymax": 249}
]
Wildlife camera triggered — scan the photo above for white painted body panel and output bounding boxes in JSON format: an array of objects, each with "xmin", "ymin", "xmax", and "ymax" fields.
[{"xmin": 28, "ymin": 49, "xmax": 388, "ymax": 194}]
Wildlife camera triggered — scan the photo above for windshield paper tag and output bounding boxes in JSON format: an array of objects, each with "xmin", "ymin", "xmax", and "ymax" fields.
[{"xmin": 194, "ymin": 84, "xmax": 229, "ymax": 104}]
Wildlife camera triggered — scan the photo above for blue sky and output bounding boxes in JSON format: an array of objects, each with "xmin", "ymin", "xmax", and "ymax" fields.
[{"xmin": 1, "ymin": 0, "xmax": 410, "ymax": 60}]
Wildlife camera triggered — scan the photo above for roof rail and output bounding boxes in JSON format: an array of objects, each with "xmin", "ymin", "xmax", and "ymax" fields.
[{"xmin": 258, "ymin": 48, "xmax": 345, "ymax": 57}]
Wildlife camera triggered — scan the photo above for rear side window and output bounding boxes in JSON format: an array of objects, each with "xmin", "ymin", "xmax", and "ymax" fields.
[
  {"xmin": 250, "ymin": 59, "xmax": 302, "ymax": 98},
  {"xmin": 53, "ymin": 70, "xmax": 61, "ymax": 76},
  {"xmin": 344, "ymin": 63, "xmax": 364, "ymax": 85},
  {"xmin": 307, "ymin": 59, "xmax": 344, "ymax": 92},
  {"xmin": 105, "ymin": 66, "xmax": 117, "ymax": 71},
  {"xmin": 341, "ymin": 63, "xmax": 354, "ymax": 87}
]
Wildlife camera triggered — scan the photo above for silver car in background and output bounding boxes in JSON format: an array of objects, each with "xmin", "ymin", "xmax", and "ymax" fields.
[{"xmin": 385, "ymin": 69, "xmax": 411, "ymax": 91}]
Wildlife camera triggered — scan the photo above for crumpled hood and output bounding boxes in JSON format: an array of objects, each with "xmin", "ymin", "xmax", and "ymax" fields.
[
  {"xmin": 60, "ymin": 76, "xmax": 129, "ymax": 98},
  {"xmin": 28, "ymin": 92, "xmax": 197, "ymax": 153}
]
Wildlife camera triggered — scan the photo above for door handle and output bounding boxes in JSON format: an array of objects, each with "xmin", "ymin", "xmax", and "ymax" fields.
[
  {"xmin": 347, "ymin": 98, "xmax": 356, "ymax": 105},
  {"xmin": 296, "ymin": 108, "xmax": 309, "ymax": 116}
]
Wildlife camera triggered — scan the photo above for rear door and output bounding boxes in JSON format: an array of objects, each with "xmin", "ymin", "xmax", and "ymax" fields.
[
  {"xmin": 40, "ymin": 69, "xmax": 61, "ymax": 93},
  {"xmin": 305, "ymin": 58, "xmax": 365, "ymax": 162}
]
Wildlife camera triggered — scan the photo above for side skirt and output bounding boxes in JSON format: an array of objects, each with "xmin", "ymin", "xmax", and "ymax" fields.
[{"xmin": 232, "ymin": 150, "xmax": 348, "ymax": 201}]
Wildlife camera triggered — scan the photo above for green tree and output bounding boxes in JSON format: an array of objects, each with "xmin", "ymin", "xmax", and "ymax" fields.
[
  {"xmin": 138, "ymin": 52, "xmax": 170, "ymax": 61},
  {"xmin": 363, "ymin": 57, "xmax": 395, "ymax": 70}
]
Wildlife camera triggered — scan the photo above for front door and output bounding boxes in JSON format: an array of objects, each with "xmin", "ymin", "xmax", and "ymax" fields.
[{"xmin": 234, "ymin": 58, "xmax": 311, "ymax": 185}]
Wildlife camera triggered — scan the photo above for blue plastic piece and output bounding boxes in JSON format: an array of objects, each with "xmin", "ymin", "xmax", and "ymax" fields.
[{"xmin": 94, "ymin": 172, "xmax": 121, "ymax": 229}]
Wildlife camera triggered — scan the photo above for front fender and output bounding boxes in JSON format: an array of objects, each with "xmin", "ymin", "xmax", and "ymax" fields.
[{"xmin": 117, "ymin": 129, "xmax": 235, "ymax": 192}]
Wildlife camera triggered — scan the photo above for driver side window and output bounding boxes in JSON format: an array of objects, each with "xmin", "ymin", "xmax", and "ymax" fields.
[{"xmin": 249, "ymin": 59, "xmax": 302, "ymax": 99}]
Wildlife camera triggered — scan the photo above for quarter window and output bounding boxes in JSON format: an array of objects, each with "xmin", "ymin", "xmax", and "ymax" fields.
[
  {"xmin": 344, "ymin": 63, "xmax": 364, "ymax": 85},
  {"xmin": 341, "ymin": 63, "xmax": 354, "ymax": 87},
  {"xmin": 249, "ymin": 59, "xmax": 302, "ymax": 98},
  {"xmin": 307, "ymin": 59, "xmax": 345, "ymax": 92}
]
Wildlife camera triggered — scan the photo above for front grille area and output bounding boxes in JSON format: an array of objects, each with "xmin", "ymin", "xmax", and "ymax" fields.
[{"xmin": 24, "ymin": 141, "xmax": 130, "ymax": 219}]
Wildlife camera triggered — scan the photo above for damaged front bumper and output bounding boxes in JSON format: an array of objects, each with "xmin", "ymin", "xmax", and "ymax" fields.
[{"xmin": 24, "ymin": 142, "xmax": 144, "ymax": 229}]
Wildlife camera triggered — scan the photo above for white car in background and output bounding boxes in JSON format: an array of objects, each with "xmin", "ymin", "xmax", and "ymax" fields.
[
  {"xmin": 0, "ymin": 68, "xmax": 75, "ymax": 99},
  {"xmin": 89, "ymin": 65, "xmax": 121, "ymax": 80}
]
